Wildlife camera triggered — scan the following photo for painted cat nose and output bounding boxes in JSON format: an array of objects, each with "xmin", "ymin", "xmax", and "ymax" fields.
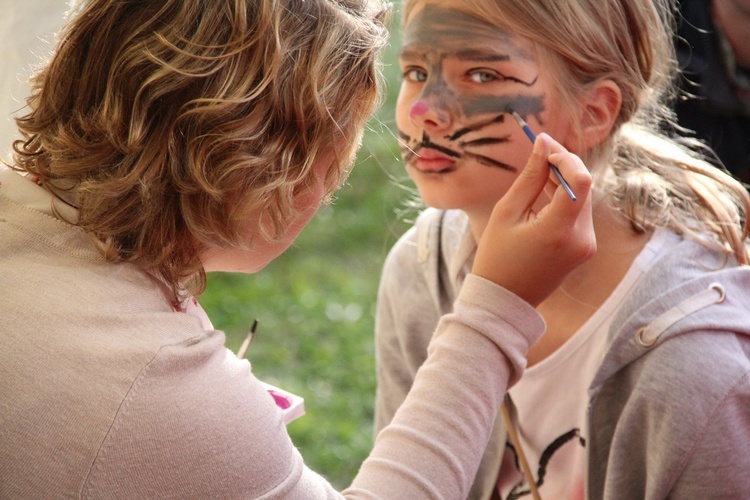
[
  {"xmin": 409, "ymin": 99, "xmax": 451, "ymax": 130},
  {"xmin": 409, "ymin": 100, "xmax": 429, "ymax": 117}
]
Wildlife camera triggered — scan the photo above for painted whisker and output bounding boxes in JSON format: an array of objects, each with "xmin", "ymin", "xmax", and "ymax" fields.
[
  {"xmin": 464, "ymin": 152, "xmax": 517, "ymax": 172},
  {"xmin": 448, "ymin": 113, "xmax": 505, "ymax": 141},
  {"xmin": 459, "ymin": 136, "xmax": 511, "ymax": 148}
]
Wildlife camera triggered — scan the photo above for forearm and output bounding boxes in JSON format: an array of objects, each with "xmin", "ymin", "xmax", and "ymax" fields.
[{"xmin": 347, "ymin": 275, "xmax": 544, "ymax": 498}]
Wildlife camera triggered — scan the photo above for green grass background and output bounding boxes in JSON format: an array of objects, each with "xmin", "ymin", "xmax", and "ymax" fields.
[{"xmin": 199, "ymin": 16, "xmax": 413, "ymax": 490}]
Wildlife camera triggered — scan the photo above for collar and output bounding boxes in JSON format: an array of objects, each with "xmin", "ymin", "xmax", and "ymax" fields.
[{"xmin": 0, "ymin": 166, "xmax": 79, "ymax": 224}]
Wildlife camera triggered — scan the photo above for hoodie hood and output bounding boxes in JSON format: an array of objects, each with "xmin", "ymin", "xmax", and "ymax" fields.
[{"xmin": 591, "ymin": 231, "xmax": 750, "ymax": 390}]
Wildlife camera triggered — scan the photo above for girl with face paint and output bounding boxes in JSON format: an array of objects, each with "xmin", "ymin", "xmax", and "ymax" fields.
[{"xmin": 376, "ymin": 0, "xmax": 750, "ymax": 498}]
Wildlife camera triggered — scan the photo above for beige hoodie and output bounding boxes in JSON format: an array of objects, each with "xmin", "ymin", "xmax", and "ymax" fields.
[{"xmin": 0, "ymin": 168, "xmax": 544, "ymax": 498}]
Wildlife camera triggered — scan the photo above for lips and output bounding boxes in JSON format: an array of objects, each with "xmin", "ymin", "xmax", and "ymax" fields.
[{"xmin": 411, "ymin": 147, "xmax": 456, "ymax": 173}]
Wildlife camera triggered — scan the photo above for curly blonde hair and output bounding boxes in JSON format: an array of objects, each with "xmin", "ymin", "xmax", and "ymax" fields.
[
  {"xmin": 404, "ymin": 0, "xmax": 750, "ymax": 264},
  {"xmin": 12, "ymin": 0, "xmax": 390, "ymax": 298}
]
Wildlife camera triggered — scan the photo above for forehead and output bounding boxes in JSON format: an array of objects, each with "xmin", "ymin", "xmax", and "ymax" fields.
[{"xmin": 401, "ymin": 4, "xmax": 531, "ymax": 60}]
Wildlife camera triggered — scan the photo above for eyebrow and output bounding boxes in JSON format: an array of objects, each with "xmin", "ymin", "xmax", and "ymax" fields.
[
  {"xmin": 452, "ymin": 49, "xmax": 511, "ymax": 63},
  {"xmin": 398, "ymin": 47, "xmax": 426, "ymax": 60},
  {"xmin": 399, "ymin": 46, "xmax": 511, "ymax": 63}
]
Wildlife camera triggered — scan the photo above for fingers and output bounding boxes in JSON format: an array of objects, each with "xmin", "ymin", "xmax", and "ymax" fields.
[
  {"xmin": 544, "ymin": 141, "xmax": 593, "ymax": 226},
  {"xmin": 472, "ymin": 132, "xmax": 596, "ymax": 307},
  {"xmin": 534, "ymin": 134, "xmax": 595, "ymax": 264},
  {"xmin": 501, "ymin": 133, "xmax": 590, "ymax": 218},
  {"xmin": 498, "ymin": 133, "xmax": 555, "ymax": 217}
]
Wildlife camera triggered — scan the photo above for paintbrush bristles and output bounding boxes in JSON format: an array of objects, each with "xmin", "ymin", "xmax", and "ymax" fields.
[
  {"xmin": 236, "ymin": 319, "xmax": 259, "ymax": 359},
  {"xmin": 511, "ymin": 110, "xmax": 526, "ymax": 127}
]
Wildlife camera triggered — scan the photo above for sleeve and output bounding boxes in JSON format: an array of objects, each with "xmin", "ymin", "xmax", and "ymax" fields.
[
  {"xmin": 83, "ymin": 277, "xmax": 543, "ymax": 499},
  {"xmin": 81, "ymin": 331, "xmax": 346, "ymax": 499},
  {"xmin": 348, "ymin": 274, "xmax": 544, "ymax": 499},
  {"xmin": 669, "ymin": 370, "xmax": 750, "ymax": 498}
]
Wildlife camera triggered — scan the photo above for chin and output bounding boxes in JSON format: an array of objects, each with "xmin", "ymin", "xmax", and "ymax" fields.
[{"xmin": 417, "ymin": 191, "xmax": 471, "ymax": 211}]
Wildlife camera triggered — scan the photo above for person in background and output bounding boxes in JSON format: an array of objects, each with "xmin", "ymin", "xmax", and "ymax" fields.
[
  {"xmin": 0, "ymin": 0, "xmax": 596, "ymax": 497},
  {"xmin": 674, "ymin": 0, "xmax": 750, "ymax": 183},
  {"xmin": 374, "ymin": 0, "xmax": 750, "ymax": 498}
]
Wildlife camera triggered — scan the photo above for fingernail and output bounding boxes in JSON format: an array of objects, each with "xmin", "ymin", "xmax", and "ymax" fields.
[{"xmin": 533, "ymin": 133, "xmax": 546, "ymax": 155}]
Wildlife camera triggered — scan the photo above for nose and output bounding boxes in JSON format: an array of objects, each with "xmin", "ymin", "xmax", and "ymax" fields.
[{"xmin": 408, "ymin": 98, "xmax": 452, "ymax": 132}]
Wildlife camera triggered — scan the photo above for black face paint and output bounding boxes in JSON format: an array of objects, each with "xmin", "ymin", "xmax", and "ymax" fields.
[
  {"xmin": 399, "ymin": 128, "xmax": 517, "ymax": 172},
  {"xmin": 399, "ymin": 5, "xmax": 547, "ymax": 173}
]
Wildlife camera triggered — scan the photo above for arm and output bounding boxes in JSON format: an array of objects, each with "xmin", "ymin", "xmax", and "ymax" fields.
[
  {"xmin": 350, "ymin": 275, "xmax": 545, "ymax": 498},
  {"xmin": 670, "ymin": 371, "xmax": 750, "ymax": 497},
  {"xmin": 83, "ymin": 134, "xmax": 594, "ymax": 499}
]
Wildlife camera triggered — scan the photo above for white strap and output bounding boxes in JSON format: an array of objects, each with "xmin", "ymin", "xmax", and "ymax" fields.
[{"xmin": 635, "ymin": 282, "xmax": 726, "ymax": 347}]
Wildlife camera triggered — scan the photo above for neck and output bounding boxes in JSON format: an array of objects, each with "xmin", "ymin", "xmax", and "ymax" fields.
[
  {"xmin": 467, "ymin": 191, "xmax": 653, "ymax": 366},
  {"xmin": 553, "ymin": 196, "xmax": 651, "ymax": 302}
]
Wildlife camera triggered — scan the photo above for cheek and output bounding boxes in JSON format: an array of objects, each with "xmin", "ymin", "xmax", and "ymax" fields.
[{"xmin": 396, "ymin": 84, "xmax": 417, "ymax": 130}]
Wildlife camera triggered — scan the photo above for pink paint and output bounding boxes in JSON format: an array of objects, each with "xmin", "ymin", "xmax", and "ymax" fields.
[
  {"xmin": 268, "ymin": 389, "xmax": 292, "ymax": 410},
  {"xmin": 409, "ymin": 100, "xmax": 429, "ymax": 117}
]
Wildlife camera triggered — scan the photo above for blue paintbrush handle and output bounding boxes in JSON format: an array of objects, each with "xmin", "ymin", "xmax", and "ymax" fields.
[{"xmin": 512, "ymin": 112, "xmax": 577, "ymax": 201}]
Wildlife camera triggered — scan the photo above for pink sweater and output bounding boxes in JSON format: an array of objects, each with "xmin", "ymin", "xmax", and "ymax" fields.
[{"xmin": 0, "ymin": 169, "xmax": 544, "ymax": 498}]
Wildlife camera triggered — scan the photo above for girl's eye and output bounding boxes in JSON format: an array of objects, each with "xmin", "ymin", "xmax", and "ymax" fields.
[
  {"xmin": 403, "ymin": 67, "xmax": 427, "ymax": 83},
  {"xmin": 468, "ymin": 70, "xmax": 502, "ymax": 83}
]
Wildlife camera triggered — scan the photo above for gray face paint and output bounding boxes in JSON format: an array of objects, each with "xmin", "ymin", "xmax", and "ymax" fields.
[
  {"xmin": 398, "ymin": 5, "xmax": 547, "ymax": 171},
  {"xmin": 402, "ymin": 5, "xmax": 544, "ymax": 121},
  {"xmin": 418, "ymin": 57, "xmax": 456, "ymax": 123}
]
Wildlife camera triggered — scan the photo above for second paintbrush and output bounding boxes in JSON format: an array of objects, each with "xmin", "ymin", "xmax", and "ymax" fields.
[{"xmin": 510, "ymin": 110, "xmax": 577, "ymax": 201}]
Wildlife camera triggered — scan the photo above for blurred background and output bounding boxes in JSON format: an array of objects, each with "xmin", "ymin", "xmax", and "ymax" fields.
[{"xmin": 200, "ymin": 8, "xmax": 411, "ymax": 490}]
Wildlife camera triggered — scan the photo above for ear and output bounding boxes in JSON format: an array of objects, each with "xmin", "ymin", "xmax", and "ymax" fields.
[{"xmin": 578, "ymin": 79, "xmax": 621, "ymax": 149}]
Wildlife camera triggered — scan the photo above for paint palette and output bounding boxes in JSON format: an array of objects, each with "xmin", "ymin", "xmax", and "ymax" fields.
[{"xmin": 261, "ymin": 381, "xmax": 306, "ymax": 425}]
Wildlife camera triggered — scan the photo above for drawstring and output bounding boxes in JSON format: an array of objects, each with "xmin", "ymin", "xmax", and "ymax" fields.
[
  {"xmin": 500, "ymin": 395, "xmax": 542, "ymax": 500},
  {"xmin": 635, "ymin": 282, "xmax": 726, "ymax": 347}
]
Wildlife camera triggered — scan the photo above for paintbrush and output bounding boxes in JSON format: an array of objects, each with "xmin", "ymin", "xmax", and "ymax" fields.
[
  {"xmin": 234, "ymin": 319, "xmax": 307, "ymax": 424},
  {"xmin": 510, "ymin": 110, "xmax": 577, "ymax": 201},
  {"xmin": 237, "ymin": 319, "xmax": 258, "ymax": 359}
]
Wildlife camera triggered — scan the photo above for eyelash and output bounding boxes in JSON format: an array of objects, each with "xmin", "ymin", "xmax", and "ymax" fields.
[
  {"xmin": 467, "ymin": 69, "xmax": 504, "ymax": 83},
  {"xmin": 402, "ymin": 67, "xmax": 427, "ymax": 83},
  {"xmin": 401, "ymin": 66, "xmax": 508, "ymax": 85}
]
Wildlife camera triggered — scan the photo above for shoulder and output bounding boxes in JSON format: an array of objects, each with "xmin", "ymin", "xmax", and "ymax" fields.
[
  {"xmin": 603, "ymin": 256, "xmax": 750, "ymax": 419},
  {"xmin": 598, "ymin": 232, "xmax": 750, "ymax": 409},
  {"xmin": 83, "ymin": 332, "xmax": 314, "ymax": 497},
  {"xmin": 379, "ymin": 208, "xmax": 471, "ymax": 309},
  {"xmin": 382, "ymin": 208, "xmax": 468, "ymax": 274},
  {"xmin": 379, "ymin": 208, "xmax": 442, "ymax": 289},
  {"xmin": 384, "ymin": 208, "xmax": 443, "ymax": 263},
  {"xmin": 615, "ymin": 233, "xmax": 750, "ymax": 323}
]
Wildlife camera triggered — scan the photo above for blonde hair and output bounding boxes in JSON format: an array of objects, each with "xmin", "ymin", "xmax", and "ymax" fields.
[
  {"xmin": 404, "ymin": 0, "xmax": 750, "ymax": 264},
  {"xmin": 12, "ymin": 0, "xmax": 390, "ymax": 298}
]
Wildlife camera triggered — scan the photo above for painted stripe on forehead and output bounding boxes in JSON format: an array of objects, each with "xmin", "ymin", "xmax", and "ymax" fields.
[{"xmin": 402, "ymin": 4, "xmax": 531, "ymax": 61}]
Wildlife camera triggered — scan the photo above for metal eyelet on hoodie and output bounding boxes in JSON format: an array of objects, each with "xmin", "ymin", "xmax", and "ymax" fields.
[{"xmin": 635, "ymin": 282, "xmax": 726, "ymax": 348}]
